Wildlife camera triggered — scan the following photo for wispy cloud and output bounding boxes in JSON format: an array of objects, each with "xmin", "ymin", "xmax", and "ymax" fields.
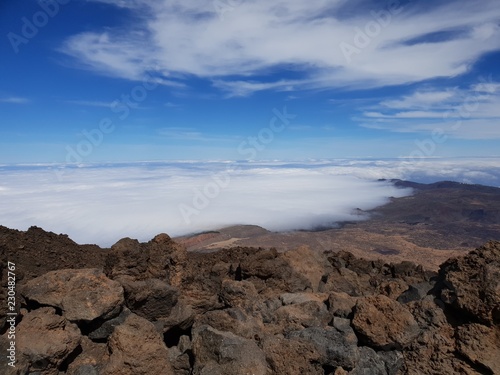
[
  {"xmin": 158, "ymin": 127, "xmax": 238, "ymax": 142},
  {"xmin": 164, "ymin": 101, "xmax": 181, "ymax": 108},
  {"xmin": 65, "ymin": 99, "xmax": 113, "ymax": 108},
  {"xmin": 0, "ymin": 97, "xmax": 30, "ymax": 104},
  {"xmin": 62, "ymin": 0, "xmax": 500, "ymax": 96},
  {"xmin": 158, "ymin": 127, "xmax": 204, "ymax": 140},
  {"xmin": 358, "ymin": 81, "xmax": 500, "ymax": 139}
]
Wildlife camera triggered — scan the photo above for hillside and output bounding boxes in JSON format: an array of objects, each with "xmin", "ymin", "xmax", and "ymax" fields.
[
  {"xmin": 1, "ymin": 226, "xmax": 499, "ymax": 374},
  {"xmin": 176, "ymin": 180, "xmax": 500, "ymax": 270}
]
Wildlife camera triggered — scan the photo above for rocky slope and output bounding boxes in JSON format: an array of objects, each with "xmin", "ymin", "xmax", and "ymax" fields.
[
  {"xmin": 1, "ymin": 226, "xmax": 499, "ymax": 374},
  {"xmin": 176, "ymin": 180, "xmax": 500, "ymax": 271}
]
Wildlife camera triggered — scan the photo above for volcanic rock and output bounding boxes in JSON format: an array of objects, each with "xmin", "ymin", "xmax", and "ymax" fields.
[
  {"xmin": 15, "ymin": 307, "xmax": 82, "ymax": 374},
  {"xmin": 192, "ymin": 325, "xmax": 268, "ymax": 375},
  {"xmin": 101, "ymin": 313, "xmax": 174, "ymax": 375},
  {"xmin": 262, "ymin": 335, "xmax": 323, "ymax": 374},
  {"xmin": 352, "ymin": 295, "xmax": 420, "ymax": 350},
  {"xmin": 104, "ymin": 233, "xmax": 186, "ymax": 286},
  {"xmin": 287, "ymin": 321, "xmax": 360, "ymax": 370},
  {"xmin": 436, "ymin": 240, "xmax": 500, "ymax": 325},
  {"xmin": 21, "ymin": 268, "xmax": 124, "ymax": 322},
  {"xmin": 2, "ymin": 226, "xmax": 500, "ymax": 375},
  {"xmin": 117, "ymin": 277, "xmax": 179, "ymax": 322},
  {"xmin": 455, "ymin": 323, "xmax": 500, "ymax": 373}
]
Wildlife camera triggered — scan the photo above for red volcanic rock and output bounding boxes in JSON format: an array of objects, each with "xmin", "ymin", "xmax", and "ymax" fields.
[
  {"xmin": 352, "ymin": 295, "xmax": 420, "ymax": 350},
  {"xmin": 15, "ymin": 307, "xmax": 81, "ymax": 374},
  {"xmin": 437, "ymin": 240, "xmax": 500, "ymax": 325},
  {"xmin": 21, "ymin": 268, "xmax": 124, "ymax": 322},
  {"xmin": 101, "ymin": 313, "xmax": 174, "ymax": 375},
  {"xmin": 3, "ymin": 225, "xmax": 500, "ymax": 374}
]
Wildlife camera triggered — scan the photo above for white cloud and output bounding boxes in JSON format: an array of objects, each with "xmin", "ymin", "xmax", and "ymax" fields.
[
  {"xmin": 164, "ymin": 101, "xmax": 180, "ymax": 108},
  {"xmin": 158, "ymin": 127, "xmax": 239, "ymax": 142},
  {"xmin": 65, "ymin": 99, "xmax": 113, "ymax": 108},
  {"xmin": 0, "ymin": 97, "xmax": 30, "ymax": 104},
  {"xmin": 379, "ymin": 90, "xmax": 457, "ymax": 110},
  {"xmin": 1, "ymin": 159, "xmax": 499, "ymax": 246},
  {"xmin": 62, "ymin": 0, "xmax": 500, "ymax": 95},
  {"xmin": 359, "ymin": 80, "xmax": 500, "ymax": 139}
]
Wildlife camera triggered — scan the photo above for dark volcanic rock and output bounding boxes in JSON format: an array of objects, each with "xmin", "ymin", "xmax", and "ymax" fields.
[
  {"xmin": 287, "ymin": 320, "xmax": 360, "ymax": 370},
  {"xmin": 192, "ymin": 325, "xmax": 268, "ymax": 375},
  {"xmin": 117, "ymin": 277, "xmax": 179, "ymax": 322}
]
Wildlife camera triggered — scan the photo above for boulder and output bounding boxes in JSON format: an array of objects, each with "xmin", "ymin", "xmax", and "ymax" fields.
[
  {"xmin": 192, "ymin": 325, "xmax": 268, "ymax": 375},
  {"xmin": 219, "ymin": 279, "xmax": 258, "ymax": 308},
  {"xmin": 436, "ymin": 240, "xmax": 500, "ymax": 325},
  {"xmin": 349, "ymin": 347, "xmax": 387, "ymax": 375},
  {"xmin": 281, "ymin": 246, "xmax": 331, "ymax": 292},
  {"xmin": 397, "ymin": 281, "xmax": 434, "ymax": 304},
  {"xmin": 194, "ymin": 308, "xmax": 265, "ymax": 340},
  {"xmin": 378, "ymin": 279, "xmax": 409, "ymax": 300},
  {"xmin": 262, "ymin": 335, "xmax": 323, "ymax": 375},
  {"xmin": 21, "ymin": 268, "xmax": 124, "ymax": 322},
  {"xmin": 273, "ymin": 301, "xmax": 331, "ymax": 333},
  {"xmin": 287, "ymin": 320, "xmax": 359, "ymax": 370},
  {"xmin": 352, "ymin": 295, "xmax": 420, "ymax": 350},
  {"xmin": 118, "ymin": 277, "xmax": 179, "ymax": 321},
  {"xmin": 105, "ymin": 234, "xmax": 186, "ymax": 285},
  {"xmin": 66, "ymin": 336, "xmax": 108, "ymax": 375},
  {"xmin": 16, "ymin": 307, "xmax": 82, "ymax": 374},
  {"xmin": 101, "ymin": 313, "xmax": 174, "ymax": 375},
  {"xmin": 455, "ymin": 323, "xmax": 500, "ymax": 373},
  {"xmin": 88, "ymin": 308, "xmax": 132, "ymax": 341},
  {"xmin": 320, "ymin": 266, "xmax": 371, "ymax": 296},
  {"xmin": 328, "ymin": 292, "xmax": 358, "ymax": 318}
]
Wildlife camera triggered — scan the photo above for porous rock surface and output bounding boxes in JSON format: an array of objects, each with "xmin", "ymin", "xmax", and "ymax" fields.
[{"xmin": 0, "ymin": 225, "xmax": 499, "ymax": 374}]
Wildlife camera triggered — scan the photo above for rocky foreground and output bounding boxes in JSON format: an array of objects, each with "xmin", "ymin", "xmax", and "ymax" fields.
[{"xmin": 1, "ymin": 227, "xmax": 500, "ymax": 374}]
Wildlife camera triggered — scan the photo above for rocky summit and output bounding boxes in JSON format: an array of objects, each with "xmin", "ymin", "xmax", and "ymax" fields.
[{"xmin": 1, "ymin": 226, "xmax": 500, "ymax": 374}]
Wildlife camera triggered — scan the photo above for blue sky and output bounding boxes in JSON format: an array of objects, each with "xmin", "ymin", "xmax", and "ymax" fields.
[{"xmin": 1, "ymin": 0, "xmax": 500, "ymax": 163}]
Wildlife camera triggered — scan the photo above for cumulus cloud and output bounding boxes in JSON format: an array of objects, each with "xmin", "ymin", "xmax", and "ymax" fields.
[
  {"xmin": 62, "ymin": 0, "xmax": 500, "ymax": 95},
  {"xmin": 1, "ymin": 159, "xmax": 499, "ymax": 246}
]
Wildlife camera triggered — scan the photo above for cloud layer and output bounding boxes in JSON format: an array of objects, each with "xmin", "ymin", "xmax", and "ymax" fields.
[
  {"xmin": 1, "ymin": 159, "xmax": 499, "ymax": 246},
  {"xmin": 62, "ymin": 0, "xmax": 500, "ymax": 95}
]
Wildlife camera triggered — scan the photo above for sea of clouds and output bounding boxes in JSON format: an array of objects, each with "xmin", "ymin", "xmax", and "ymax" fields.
[{"xmin": 1, "ymin": 158, "xmax": 499, "ymax": 246}]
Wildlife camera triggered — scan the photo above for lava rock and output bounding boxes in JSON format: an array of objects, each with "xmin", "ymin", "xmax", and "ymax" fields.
[
  {"xmin": 15, "ymin": 307, "xmax": 82, "ymax": 374},
  {"xmin": 287, "ymin": 322, "xmax": 360, "ymax": 370},
  {"xmin": 192, "ymin": 325, "xmax": 268, "ymax": 375},
  {"xmin": 436, "ymin": 240, "xmax": 500, "ymax": 325},
  {"xmin": 21, "ymin": 268, "xmax": 124, "ymax": 322},
  {"xmin": 352, "ymin": 295, "xmax": 420, "ymax": 350},
  {"xmin": 101, "ymin": 313, "xmax": 174, "ymax": 375}
]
